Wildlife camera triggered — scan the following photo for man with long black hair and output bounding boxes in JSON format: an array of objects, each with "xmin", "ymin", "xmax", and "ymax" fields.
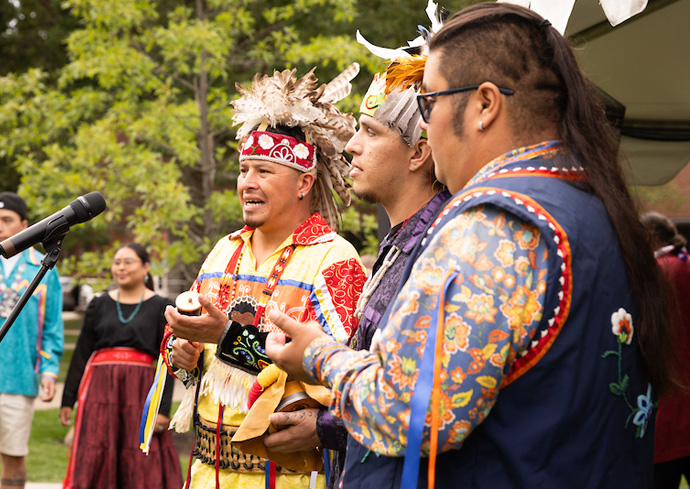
[{"xmin": 266, "ymin": 3, "xmax": 677, "ymax": 488}]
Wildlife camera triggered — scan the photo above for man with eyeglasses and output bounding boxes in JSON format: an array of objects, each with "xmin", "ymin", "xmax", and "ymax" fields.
[{"xmin": 265, "ymin": 3, "xmax": 675, "ymax": 489}]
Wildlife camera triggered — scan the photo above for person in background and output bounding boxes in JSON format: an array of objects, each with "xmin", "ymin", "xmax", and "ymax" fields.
[
  {"xmin": 0, "ymin": 192, "xmax": 64, "ymax": 489},
  {"xmin": 266, "ymin": 3, "xmax": 677, "ymax": 488},
  {"xmin": 641, "ymin": 211, "xmax": 690, "ymax": 489},
  {"xmin": 59, "ymin": 243, "xmax": 181, "ymax": 489}
]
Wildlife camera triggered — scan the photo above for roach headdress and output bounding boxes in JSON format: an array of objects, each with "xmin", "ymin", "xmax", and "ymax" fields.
[{"xmin": 231, "ymin": 65, "xmax": 360, "ymax": 230}]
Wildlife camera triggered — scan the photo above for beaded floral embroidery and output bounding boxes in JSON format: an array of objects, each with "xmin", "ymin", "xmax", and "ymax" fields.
[{"xmin": 602, "ymin": 307, "xmax": 653, "ymax": 438}]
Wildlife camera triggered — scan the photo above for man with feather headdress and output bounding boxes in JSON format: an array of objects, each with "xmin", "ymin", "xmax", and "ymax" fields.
[
  {"xmin": 311, "ymin": 5, "xmax": 451, "ymax": 487},
  {"xmin": 160, "ymin": 65, "xmax": 367, "ymax": 489}
]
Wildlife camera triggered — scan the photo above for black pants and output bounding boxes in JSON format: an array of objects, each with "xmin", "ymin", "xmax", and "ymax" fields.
[{"xmin": 654, "ymin": 457, "xmax": 690, "ymax": 489}]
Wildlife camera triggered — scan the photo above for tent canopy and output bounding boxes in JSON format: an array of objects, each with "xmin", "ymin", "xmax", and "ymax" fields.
[{"xmin": 566, "ymin": 0, "xmax": 690, "ymax": 185}]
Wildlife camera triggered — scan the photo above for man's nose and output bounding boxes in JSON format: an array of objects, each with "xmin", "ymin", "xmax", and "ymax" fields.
[
  {"xmin": 345, "ymin": 134, "xmax": 360, "ymax": 155},
  {"xmin": 242, "ymin": 169, "xmax": 260, "ymax": 187}
]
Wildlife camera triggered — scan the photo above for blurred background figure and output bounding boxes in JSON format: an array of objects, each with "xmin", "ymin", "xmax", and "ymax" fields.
[
  {"xmin": 641, "ymin": 211, "xmax": 690, "ymax": 489},
  {"xmin": 59, "ymin": 243, "xmax": 181, "ymax": 489},
  {"xmin": 0, "ymin": 191, "xmax": 64, "ymax": 489}
]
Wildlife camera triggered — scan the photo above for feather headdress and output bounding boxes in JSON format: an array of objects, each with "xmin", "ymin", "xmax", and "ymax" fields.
[
  {"xmin": 385, "ymin": 55, "xmax": 427, "ymax": 95},
  {"xmin": 231, "ymin": 65, "xmax": 359, "ymax": 230},
  {"xmin": 356, "ymin": 0, "xmax": 447, "ymax": 146},
  {"xmin": 356, "ymin": 0, "xmax": 448, "ymax": 61}
]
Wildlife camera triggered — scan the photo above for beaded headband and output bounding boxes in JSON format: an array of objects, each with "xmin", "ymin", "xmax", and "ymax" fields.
[
  {"xmin": 359, "ymin": 71, "xmax": 424, "ymax": 146},
  {"xmin": 240, "ymin": 131, "xmax": 316, "ymax": 172},
  {"xmin": 231, "ymin": 65, "xmax": 360, "ymax": 230}
]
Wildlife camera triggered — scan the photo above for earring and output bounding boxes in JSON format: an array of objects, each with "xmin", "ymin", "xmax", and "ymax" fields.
[
  {"xmin": 478, "ymin": 120, "xmax": 484, "ymax": 131},
  {"xmin": 299, "ymin": 193, "xmax": 305, "ymax": 201}
]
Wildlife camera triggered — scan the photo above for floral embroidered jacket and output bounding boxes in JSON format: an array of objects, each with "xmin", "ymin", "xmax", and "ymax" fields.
[{"xmin": 304, "ymin": 142, "xmax": 654, "ymax": 488}]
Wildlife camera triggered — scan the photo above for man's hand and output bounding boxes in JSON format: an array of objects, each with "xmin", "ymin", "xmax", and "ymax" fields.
[
  {"xmin": 165, "ymin": 294, "xmax": 228, "ymax": 343},
  {"xmin": 264, "ymin": 408, "xmax": 320, "ymax": 452},
  {"xmin": 171, "ymin": 338, "xmax": 204, "ymax": 370},
  {"xmin": 266, "ymin": 310, "xmax": 327, "ymax": 384},
  {"xmin": 39, "ymin": 377, "xmax": 56, "ymax": 402}
]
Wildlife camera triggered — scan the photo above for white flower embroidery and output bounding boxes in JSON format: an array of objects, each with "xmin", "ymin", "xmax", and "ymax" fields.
[
  {"xmin": 244, "ymin": 136, "xmax": 254, "ymax": 150},
  {"xmin": 258, "ymin": 134, "xmax": 274, "ymax": 150},
  {"xmin": 294, "ymin": 143, "xmax": 310, "ymax": 160},
  {"xmin": 611, "ymin": 307, "xmax": 634, "ymax": 345}
]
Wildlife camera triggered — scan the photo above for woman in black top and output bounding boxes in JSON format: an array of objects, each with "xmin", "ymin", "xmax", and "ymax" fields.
[{"xmin": 60, "ymin": 243, "xmax": 182, "ymax": 489}]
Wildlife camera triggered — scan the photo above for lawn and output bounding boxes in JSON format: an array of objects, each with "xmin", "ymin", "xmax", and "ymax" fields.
[
  {"xmin": 17, "ymin": 406, "xmax": 690, "ymax": 486},
  {"xmin": 27, "ymin": 406, "xmax": 71, "ymax": 481},
  {"xmin": 25, "ymin": 405, "xmax": 189, "ymax": 482}
]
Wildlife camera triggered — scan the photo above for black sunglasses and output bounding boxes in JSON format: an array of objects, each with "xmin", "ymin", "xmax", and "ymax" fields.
[{"xmin": 416, "ymin": 84, "xmax": 515, "ymax": 123}]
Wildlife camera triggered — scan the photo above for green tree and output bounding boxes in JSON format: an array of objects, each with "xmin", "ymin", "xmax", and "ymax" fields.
[
  {"xmin": 0, "ymin": 0, "xmax": 78, "ymax": 75},
  {"xmin": 0, "ymin": 0, "xmax": 80, "ymax": 190},
  {"xmin": 0, "ymin": 0, "xmax": 475, "ymax": 285}
]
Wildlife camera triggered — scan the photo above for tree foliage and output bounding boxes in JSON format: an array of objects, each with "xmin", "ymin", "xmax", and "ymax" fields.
[
  {"xmin": 0, "ymin": 0, "xmax": 474, "ymax": 286},
  {"xmin": 0, "ymin": 0, "xmax": 78, "ymax": 75}
]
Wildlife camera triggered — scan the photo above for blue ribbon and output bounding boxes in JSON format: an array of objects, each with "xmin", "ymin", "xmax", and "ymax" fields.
[
  {"xmin": 400, "ymin": 271, "xmax": 458, "ymax": 489},
  {"xmin": 323, "ymin": 448, "xmax": 330, "ymax": 482}
]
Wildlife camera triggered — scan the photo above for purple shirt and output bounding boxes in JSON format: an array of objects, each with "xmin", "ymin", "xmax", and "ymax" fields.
[{"xmin": 316, "ymin": 190, "xmax": 450, "ymax": 487}]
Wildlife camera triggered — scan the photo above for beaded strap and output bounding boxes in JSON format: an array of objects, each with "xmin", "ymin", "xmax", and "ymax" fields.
[
  {"xmin": 217, "ymin": 242, "xmax": 296, "ymax": 329},
  {"xmin": 253, "ymin": 245, "xmax": 296, "ymax": 327},
  {"xmin": 355, "ymin": 245, "xmax": 401, "ymax": 319},
  {"xmin": 193, "ymin": 416, "xmax": 298, "ymax": 474}
]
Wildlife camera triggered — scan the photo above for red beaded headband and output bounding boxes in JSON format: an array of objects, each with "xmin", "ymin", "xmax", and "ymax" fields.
[{"xmin": 239, "ymin": 131, "xmax": 316, "ymax": 172}]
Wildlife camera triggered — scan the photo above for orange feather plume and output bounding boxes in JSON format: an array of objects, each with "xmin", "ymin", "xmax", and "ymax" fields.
[{"xmin": 384, "ymin": 55, "xmax": 427, "ymax": 95}]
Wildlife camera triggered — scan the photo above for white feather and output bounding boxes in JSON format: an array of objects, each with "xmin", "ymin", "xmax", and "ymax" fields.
[
  {"xmin": 356, "ymin": 30, "xmax": 409, "ymax": 61},
  {"xmin": 426, "ymin": 0, "xmax": 443, "ymax": 34}
]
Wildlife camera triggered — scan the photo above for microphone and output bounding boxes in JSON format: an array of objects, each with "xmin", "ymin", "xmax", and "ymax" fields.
[{"xmin": 0, "ymin": 192, "xmax": 107, "ymax": 258}]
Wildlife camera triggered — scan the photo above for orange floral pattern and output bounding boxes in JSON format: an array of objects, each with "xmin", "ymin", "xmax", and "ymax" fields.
[{"xmin": 306, "ymin": 204, "xmax": 549, "ymax": 457}]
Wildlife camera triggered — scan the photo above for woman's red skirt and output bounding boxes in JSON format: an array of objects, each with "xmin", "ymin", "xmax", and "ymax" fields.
[{"xmin": 63, "ymin": 348, "xmax": 182, "ymax": 489}]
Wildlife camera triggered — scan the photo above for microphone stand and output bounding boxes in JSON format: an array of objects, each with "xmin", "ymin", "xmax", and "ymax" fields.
[{"xmin": 0, "ymin": 235, "xmax": 64, "ymax": 344}]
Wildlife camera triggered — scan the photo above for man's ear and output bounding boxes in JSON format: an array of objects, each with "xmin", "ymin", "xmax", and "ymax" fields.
[
  {"xmin": 469, "ymin": 81, "xmax": 505, "ymax": 132},
  {"xmin": 409, "ymin": 139, "xmax": 433, "ymax": 172},
  {"xmin": 298, "ymin": 172, "xmax": 316, "ymax": 197}
]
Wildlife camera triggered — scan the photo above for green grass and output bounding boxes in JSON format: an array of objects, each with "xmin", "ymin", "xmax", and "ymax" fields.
[
  {"xmin": 26, "ymin": 407, "xmax": 70, "ymax": 482},
  {"xmin": 20, "ymin": 403, "xmax": 189, "ymax": 483},
  {"xmin": 17, "ymin": 403, "xmax": 690, "ymax": 486}
]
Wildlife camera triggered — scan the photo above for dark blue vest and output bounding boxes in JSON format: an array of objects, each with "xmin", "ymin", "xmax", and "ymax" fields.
[{"xmin": 341, "ymin": 154, "xmax": 654, "ymax": 489}]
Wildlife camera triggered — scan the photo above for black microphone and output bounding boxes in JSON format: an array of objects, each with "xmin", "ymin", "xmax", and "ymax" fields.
[{"xmin": 0, "ymin": 192, "xmax": 107, "ymax": 258}]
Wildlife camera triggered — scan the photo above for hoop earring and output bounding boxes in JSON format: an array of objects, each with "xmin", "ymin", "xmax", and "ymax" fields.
[
  {"xmin": 299, "ymin": 193, "xmax": 305, "ymax": 201},
  {"xmin": 478, "ymin": 120, "xmax": 484, "ymax": 131}
]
